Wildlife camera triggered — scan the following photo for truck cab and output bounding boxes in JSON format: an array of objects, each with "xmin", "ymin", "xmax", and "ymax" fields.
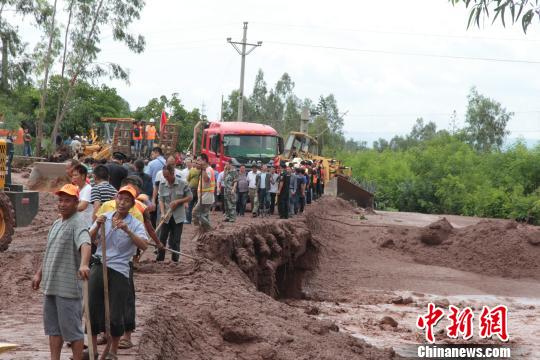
[{"xmin": 194, "ymin": 121, "xmax": 283, "ymax": 171}]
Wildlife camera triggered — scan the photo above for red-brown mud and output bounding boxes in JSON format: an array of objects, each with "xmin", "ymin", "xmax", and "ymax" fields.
[
  {"xmin": 136, "ymin": 208, "xmax": 396, "ymax": 359},
  {"xmin": 3, "ymin": 179, "xmax": 539, "ymax": 359},
  {"xmin": 377, "ymin": 218, "xmax": 540, "ymax": 279}
]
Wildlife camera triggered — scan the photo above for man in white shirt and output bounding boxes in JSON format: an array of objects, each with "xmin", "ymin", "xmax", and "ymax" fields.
[
  {"xmin": 71, "ymin": 164, "xmax": 93, "ymax": 227},
  {"xmin": 268, "ymin": 166, "xmax": 280, "ymax": 215},
  {"xmin": 70, "ymin": 136, "xmax": 82, "ymax": 158},
  {"xmin": 257, "ymin": 165, "xmax": 270, "ymax": 215},
  {"xmin": 179, "ymin": 160, "xmax": 191, "ymax": 183},
  {"xmin": 247, "ymin": 164, "xmax": 259, "ymax": 217}
]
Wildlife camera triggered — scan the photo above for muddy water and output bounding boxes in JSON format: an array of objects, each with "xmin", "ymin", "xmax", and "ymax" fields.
[{"xmin": 294, "ymin": 289, "xmax": 540, "ymax": 359}]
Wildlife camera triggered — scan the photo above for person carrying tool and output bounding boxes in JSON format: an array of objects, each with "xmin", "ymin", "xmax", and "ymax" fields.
[
  {"xmin": 156, "ymin": 164, "xmax": 192, "ymax": 261},
  {"xmin": 144, "ymin": 120, "xmax": 158, "ymax": 158},
  {"xmin": 222, "ymin": 159, "xmax": 238, "ymax": 222},
  {"xmin": 192, "ymin": 153, "xmax": 215, "ymax": 233},
  {"xmin": 95, "ymin": 176, "xmax": 162, "ymax": 350},
  {"xmin": 88, "ymin": 186, "xmax": 148, "ymax": 359},
  {"xmin": 31, "ymin": 184, "xmax": 92, "ymax": 360}
]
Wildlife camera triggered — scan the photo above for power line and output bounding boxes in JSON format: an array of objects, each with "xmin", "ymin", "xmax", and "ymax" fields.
[
  {"xmin": 347, "ymin": 110, "xmax": 540, "ymax": 118},
  {"xmin": 253, "ymin": 21, "xmax": 540, "ymax": 43},
  {"xmin": 265, "ymin": 40, "xmax": 540, "ymax": 64}
]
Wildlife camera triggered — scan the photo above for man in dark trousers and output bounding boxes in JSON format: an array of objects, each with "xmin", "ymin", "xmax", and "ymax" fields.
[
  {"xmin": 277, "ymin": 162, "xmax": 290, "ymax": 219},
  {"xmin": 157, "ymin": 164, "xmax": 192, "ymax": 262}
]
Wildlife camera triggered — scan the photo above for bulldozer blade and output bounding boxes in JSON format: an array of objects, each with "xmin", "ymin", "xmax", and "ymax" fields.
[
  {"xmin": 327, "ymin": 175, "xmax": 374, "ymax": 209},
  {"xmin": 28, "ymin": 162, "xmax": 69, "ymax": 191}
]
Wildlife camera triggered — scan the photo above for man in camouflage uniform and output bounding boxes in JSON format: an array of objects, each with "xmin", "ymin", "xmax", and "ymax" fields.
[{"xmin": 223, "ymin": 160, "xmax": 238, "ymax": 222}]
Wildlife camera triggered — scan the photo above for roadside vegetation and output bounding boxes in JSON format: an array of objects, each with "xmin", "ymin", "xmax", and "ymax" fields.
[{"xmin": 340, "ymin": 88, "xmax": 540, "ymax": 223}]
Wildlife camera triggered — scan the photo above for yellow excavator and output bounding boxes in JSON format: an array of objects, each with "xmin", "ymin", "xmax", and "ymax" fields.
[
  {"xmin": 281, "ymin": 115, "xmax": 374, "ymax": 208},
  {"xmin": 28, "ymin": 117, "xmax": 180, "ymax": 190}
]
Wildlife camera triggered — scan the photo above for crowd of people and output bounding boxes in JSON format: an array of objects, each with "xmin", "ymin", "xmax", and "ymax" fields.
[{"xmin": 31, "ymin": 145, "xmax": 326, "ymax": 359}]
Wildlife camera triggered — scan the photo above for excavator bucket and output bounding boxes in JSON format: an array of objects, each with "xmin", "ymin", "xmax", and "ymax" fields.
[
  {"xmin": 27, "ymin": 162, "xmax": 69, "ymax": 191},
  {"xmin": 326, "ymin": 175, "xmax": 374, "ymax": 209}
]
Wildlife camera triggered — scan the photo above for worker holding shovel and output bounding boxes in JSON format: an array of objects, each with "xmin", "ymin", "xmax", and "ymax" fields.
[
  {"xmin": 156, "ymin": 164, "xmax": 192, "ymax": 262},
  {"xmin": 88, "ymin": 186, "xmax": 148, "ymax": 360},
  {"xmin": 32, "ymin": 184, "xmax": 92, "ymax": 360}
]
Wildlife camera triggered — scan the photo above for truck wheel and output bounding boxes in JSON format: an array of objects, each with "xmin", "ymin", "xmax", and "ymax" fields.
[{"xmin": 0, "ymin": 192, "xmax": 16, "ymax": 252}]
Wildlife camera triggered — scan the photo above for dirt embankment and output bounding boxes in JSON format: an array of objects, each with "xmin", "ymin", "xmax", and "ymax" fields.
[
  {"xmin": 135, "ymin": 204, "xmax": 396, "ymax": 360},
  {"xmin": 197, "ymin": 217, "xmax": 318, "ymax": 298},
  {"xmin": 376, "ymin": 217, "xmax": 540, "ymax": 279}
]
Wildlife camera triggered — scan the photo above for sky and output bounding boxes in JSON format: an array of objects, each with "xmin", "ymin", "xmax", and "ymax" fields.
[{"xmin": 19, "ymin": 0, "xmax": 540, "ymax": 145}]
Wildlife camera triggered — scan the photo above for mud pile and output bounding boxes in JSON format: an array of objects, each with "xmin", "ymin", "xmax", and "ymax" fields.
[
  {"xmin": 419, "ymin": 217, "xmax": 453, "ymax": 245},
  {"xmin": 378, "ymin": 218, "xmax": 540, "ymax": 279},
  {"xmin": 136, "ymin": 205, "xmax": 396, "ymax": 359}
]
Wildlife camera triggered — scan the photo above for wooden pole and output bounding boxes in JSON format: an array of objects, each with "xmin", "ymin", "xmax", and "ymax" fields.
[
  {"xmin": 83, "ymin": 280, "xmax": 94, "ymax": 360},
  {"xmin": 100, "ymin": 223, "xmax": 112, "ymax": 359}
]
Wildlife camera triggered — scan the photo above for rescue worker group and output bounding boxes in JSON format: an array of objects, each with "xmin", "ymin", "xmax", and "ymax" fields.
[{"xmin": 31, "ymin": 137, "xmax": 327, "ymax": 359}]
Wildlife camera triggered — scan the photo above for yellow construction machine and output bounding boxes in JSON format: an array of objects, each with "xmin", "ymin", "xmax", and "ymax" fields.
[
  {"xmin": 28, "ymin": 117, "xmax": 179, "ymax": 191},
  {"xmin": 0, "ymin": 139, "xmax": 39, "ymax": 251},
  {"xmin": 281, "ymin": 130, "xmax": 374, "ymax": 208}
]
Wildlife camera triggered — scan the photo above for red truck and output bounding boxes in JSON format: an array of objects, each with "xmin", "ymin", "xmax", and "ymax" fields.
[{"xmin": 192, "ymin": 121, "xmax": 283, "ymax": 171}]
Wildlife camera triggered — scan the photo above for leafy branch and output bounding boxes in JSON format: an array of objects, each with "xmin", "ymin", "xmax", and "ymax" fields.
[{"xmin": 450, "ymin": 0, "xmax": 540, "ymax": 33}]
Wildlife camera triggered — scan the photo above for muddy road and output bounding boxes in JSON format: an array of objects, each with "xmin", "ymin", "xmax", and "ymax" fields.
[{"xmin": 0, "ymin": 181, "xmax": 539, "ymax": 359}]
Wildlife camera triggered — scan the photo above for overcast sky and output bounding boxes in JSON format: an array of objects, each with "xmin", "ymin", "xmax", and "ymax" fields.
[{"xmin": 22, "ymin": 0, "xmax": 540, "ymax": 144}]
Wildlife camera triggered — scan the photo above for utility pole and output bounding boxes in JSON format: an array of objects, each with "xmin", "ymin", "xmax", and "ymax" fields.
[
  {"xmin": 220, "ymin": 95, "xmax": 224, "ymax": 122},
  {"xmin": 227, "ymin": 22, "xmax": 262, "ymax": 122}
]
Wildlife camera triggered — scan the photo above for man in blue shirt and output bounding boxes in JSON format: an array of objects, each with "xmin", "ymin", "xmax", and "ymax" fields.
[
  {"xmin": 88, "ymin": 185, "xmax": 148, "ymax": 358},
  {"xmin": 145, "ymin": 147, "xmax": 166, "ymax": 184}
]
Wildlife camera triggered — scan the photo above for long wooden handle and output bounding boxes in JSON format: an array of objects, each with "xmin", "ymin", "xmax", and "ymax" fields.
[
  {"xmin": 155, "ymin": 209, "xmax": 172, "ymax": 234},
  {"xmin": 147, "ymin": 242, "xmax": 198, "ymax": 261},
  {"xmin": 83, "ymin": 280, "xmax": 94, "ymax": 360},
  {"xmin": 100, "ymin": 224, "xmax": 112, "ymax": 359}
]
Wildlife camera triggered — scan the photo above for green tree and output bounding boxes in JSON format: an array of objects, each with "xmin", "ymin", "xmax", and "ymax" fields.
[
  {"xmin": 49, "ymin": 0, "xmax": 146, "ymax": 147},
  {"xmin": 464, "ymin": 87, "xmax": 512, "ymax": 152},
  {"xmin": 33, "ymin": 0, "xmax": 146, "ymax": 155},
  {"xmin": 0, "ymin": 0, "xmax": 49, "ymax": 92},
  {"xmin": 249, "ymin": 69, "xmax": 267, "ymax": 123}
]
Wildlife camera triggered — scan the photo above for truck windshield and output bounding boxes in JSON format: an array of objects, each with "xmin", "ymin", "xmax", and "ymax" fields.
[{"xmin": 223, "ymin": 135, "xmax": 278, "ymax": 158}]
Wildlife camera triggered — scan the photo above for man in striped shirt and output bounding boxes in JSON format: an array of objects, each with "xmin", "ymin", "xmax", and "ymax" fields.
[
  {"xmin": 91, "ymin": 165, "xmax": 118, "ymax": 221},
  {"xmin": 32, "ymin": 184, "xmax": 92, "ymax": 360}
]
